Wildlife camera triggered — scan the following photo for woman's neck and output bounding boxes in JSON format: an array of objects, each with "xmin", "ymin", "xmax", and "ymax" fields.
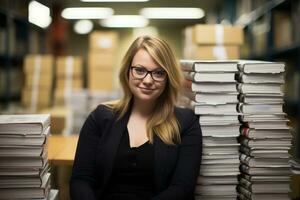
[{"xmin": 132, "ymin": 99, "xmax": 155, "ymax": 117}]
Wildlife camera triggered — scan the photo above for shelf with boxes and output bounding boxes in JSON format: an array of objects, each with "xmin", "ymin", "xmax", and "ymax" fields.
[
  {"xmin": 238, "ymin": 0, "xmax": 300, "ymax": 157},
  {"xmin": 0, "ymin": 4, "xmax": 47, "ymax": 109}
]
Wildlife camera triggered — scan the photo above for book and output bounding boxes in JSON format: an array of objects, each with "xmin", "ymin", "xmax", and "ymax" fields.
[
  {"xmin": 193, "ymin": 103, "xmax": 238, "ymax": 115},
  {"xmin": 243, "ymin": 121, "xmax": 289, "ymax": 129},
  {"xmin": 237, "ymin": 60, "xmax": 285, "ymax": 73},
  {"xmin": 239, "ymin": 173, "xmax": 290, "ymax": 182},
  {"xmin": 0, "ymin": 162, "xmax": 49, "ymax": 177},
  {"xmin": 201, "ymin": 124, "xmax": 240, "ymax": 137},
  {"xmin": 239, "ymin": 113, "xmax": 286, "ymax": 122},
  {"xmin": 202, "ymin": 146, "xmax": 240, "ymax": 155},
  {"xmin": 237, "ymin": 83, "xmax": 283, "ymax": 94},
  {"xmin": 239, "ymin": 176, "xmax": 290, "ymax": 193},
  {"xmin": 239, "ymin": 164, "xmax": 291, "ymax": 175},
  {"xmin": 183, "ymin": 71, "xmax": 236, "ymax": 83},
  {"xmin": 180, "ymin": 60, "xmax": 238, "ymax": 72},
  {"xmin": 238, "ymin": 93, "xmax": 284, "ymax": 104},
  {"xmin": 197, "ymin": 175, "xmax": 238, "ymax": 185},
  {"xmin": 237, "ymin": 186, "xmax": 290, "ymax": 200},
  {"xmin": 184, "ymin": 91, "xmax": 238, "ymax": 104},
  {"xmin": 200, "ymin": 115, "xmax": 239, "ymax": 125},
  {"xmin": 0, "ymin": 150, "xmax": 48, "ymax": 168},
  {"xmin": 237, "ymin": 72, "xmax": 284, "ymax": 83},
  {"xmin": 195, "ymin": 184, "xmax": 237, "ymax": 196},
  {"xmin": 0, "ymin": 114, "xmax": 50, "ymax": 135},
  {"xmin": 239, "ymin": 153, "xmax": 290, "ymax": 167},
  {"xmin": 0, "ymin": 172, "xmax": 50, "ymax": 188},
  {"xmin": 0, "ymin": 145, "xmax": 45, "ymax": 157},
  {"xmin": 203, "ymin": 136, "xmax": 238, "ymax": 147},
  {"xmin": 0, "ymin": 126, "xmax": 50, "ymax": 146},
  {"xmin": 240, "ymin": 145, "xmax": 290, "ymax": 158},
  {"xmin": 239, "ymin": 137, "xmax": 292, "ymax": 148},
  {"xmin": 0, "ymin": 172, "xmax": 50, "ymax": 199},
  {"xmin": 183, "ymin": 80, "xmax": 237, "ymax": 93},
  {"xmin": 237, "ymin": 103, "xmax": 284, "ymax": 114},
  {"xmin": 240, "ymin": 127, "xmax": 292, "ymax": 139}
]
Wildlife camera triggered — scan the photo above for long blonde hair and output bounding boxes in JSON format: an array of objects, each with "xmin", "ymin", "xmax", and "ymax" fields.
[{"xmin": 107, "ymin": 36, "xmax": 183, "ymax": 145}]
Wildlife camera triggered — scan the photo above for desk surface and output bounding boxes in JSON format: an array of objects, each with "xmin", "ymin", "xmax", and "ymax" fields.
[{"xmin": 48, "ymin": 135, "xmax": 78, "ymax": 165}]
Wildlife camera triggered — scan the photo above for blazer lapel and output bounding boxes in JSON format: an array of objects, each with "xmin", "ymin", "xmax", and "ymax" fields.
[
  {"xmin": 100, "ymin": 110, "xmax": 131, "ymax": 188},
  {"xmin": 154, "ymin": 136, "xmax": 169, "ymax": 192}
]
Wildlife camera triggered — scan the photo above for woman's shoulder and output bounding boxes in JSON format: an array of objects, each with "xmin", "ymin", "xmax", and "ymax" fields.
[
  {"xmin": 174, "ymin": 106, "xmax": 199, "ymax": 129},
  {"xmin": 91, "ymin": 103, "xmax": 116, "ymax": 120}
]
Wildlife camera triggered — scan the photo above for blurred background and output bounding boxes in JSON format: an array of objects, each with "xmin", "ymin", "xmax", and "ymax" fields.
[{"xmin": 0, "ymin": 0, "xmax": 299, "ymax": 199}]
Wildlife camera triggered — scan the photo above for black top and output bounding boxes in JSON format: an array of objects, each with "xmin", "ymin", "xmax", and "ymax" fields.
[
  {"xmin": 103, "ymin": 128, "xmax": 154, "ymax": 200},
  {"xmin": 70, "ymin": 105, "xmax": 202, "ymax": 200}
]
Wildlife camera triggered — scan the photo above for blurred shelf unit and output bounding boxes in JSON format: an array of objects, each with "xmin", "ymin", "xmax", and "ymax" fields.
[
  {"xmin": 0, "ymin": 4, "xmax": 47, "ymax": 108},
  {"xmin": 236, "ymin": 0, "xmax": 300, "ymax": 156}
]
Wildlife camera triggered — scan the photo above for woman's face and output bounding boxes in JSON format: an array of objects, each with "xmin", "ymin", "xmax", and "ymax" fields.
[{"xmin": 129, "ymin": 49, "xmax": 167, "ymax": 103}]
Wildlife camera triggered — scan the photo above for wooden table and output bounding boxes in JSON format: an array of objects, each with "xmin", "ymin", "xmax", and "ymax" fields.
[{"xmin": 48, "ymin": 135, "xmax": 79, "ymax": 165}]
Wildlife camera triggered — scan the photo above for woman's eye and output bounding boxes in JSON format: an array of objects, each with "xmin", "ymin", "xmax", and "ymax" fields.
[
  {"xmin": 135, "ymin": 68, "xmax": 146, "ymax": 74},
  {"xmin": 153, "ymin": 71, "xmax": 165, "ymax": 77}
]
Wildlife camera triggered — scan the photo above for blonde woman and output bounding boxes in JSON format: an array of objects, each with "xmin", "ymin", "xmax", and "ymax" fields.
[{"xmin": 70, "ymin": 36, "xmax": 202, "ymax": 200}]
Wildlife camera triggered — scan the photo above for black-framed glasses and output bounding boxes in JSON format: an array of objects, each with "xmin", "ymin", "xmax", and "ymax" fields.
[{"xmin": 130, "ymin": 66, "xmax": 167, "ymax": 82}]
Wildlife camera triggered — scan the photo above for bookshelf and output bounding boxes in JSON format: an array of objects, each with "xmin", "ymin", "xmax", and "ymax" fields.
[
  {"xmin": 233, "ymin": 0, "xmax": 300, "ymax": 158},
  {"xmin": 0, "ymin": 1, "xmax": 47, "ymax": 109}
]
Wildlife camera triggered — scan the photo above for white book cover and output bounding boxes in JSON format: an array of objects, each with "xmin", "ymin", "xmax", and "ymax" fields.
[
  {"xmin": 191, "ymin": 82, "xmax": 237, "ymax": 93},
  {"xmin": 237, "ymin": 60, "xmax": 285, "ymax": 73},
  {"xmin": 180, "ymin": 60, "xmax": 238, "ymax": 72},
  {"xmin": 184, "ymin": 71, "xmax": 236, "ymax": 83},
  {"xmin": 0, "ymin": 114, "xmax": 50, "ymax": 135}
]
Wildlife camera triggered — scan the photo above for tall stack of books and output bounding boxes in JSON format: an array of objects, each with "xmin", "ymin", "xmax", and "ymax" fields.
[
  {"xmin": 0, "ymin": 114, "xmax": 58, "ymax": 199},
  {"xmin": 236, "ymin": 60, "xmax": 292, "ymax": 200},
  {"xmin": 180, "ymin": 60, "xmax": 241, "ymax": 199}
]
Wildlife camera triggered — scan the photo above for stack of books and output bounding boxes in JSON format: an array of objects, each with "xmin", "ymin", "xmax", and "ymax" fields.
[
  {"xmin": 0, "ymin": 114, "xmax": 58, "ymax": 199},
  {"xmin": 180, "ymin": 60, "xmax": 241, "ymax": 199},
  {"xmin": 236, "ymin": 60, "xmax": 292, "ymax": 200}
]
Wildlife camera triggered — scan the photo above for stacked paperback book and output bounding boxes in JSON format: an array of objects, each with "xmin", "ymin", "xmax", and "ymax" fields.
[
  {"xmin": 0, "ymin": 114, "xmax": 58, "ymax": 199},
  {"xmin": 235, "ymin": 60, "xmax": 292, "ymax": 200},
  {"xmin": 180, "ymin": 60, "xmax": 241, "ymax": 199}
]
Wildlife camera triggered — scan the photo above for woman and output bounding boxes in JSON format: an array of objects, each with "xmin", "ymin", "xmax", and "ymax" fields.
[{"xmin": 70, "ymin": 36, "xmax": 202, "ymax": 200}]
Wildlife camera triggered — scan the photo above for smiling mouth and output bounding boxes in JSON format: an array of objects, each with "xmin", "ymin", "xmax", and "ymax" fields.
[{"xmin": 139, "ymin": 87, "xmax": 155, "ymax": 91}]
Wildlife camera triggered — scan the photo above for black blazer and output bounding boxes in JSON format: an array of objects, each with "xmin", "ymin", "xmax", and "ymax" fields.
[{"xmin": 70, "ymin": 104, "xmax": 202, "ymax": 200}]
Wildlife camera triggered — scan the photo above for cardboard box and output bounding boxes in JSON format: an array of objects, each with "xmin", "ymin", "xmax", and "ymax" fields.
[
  {"xmin": 56, "ymin": 56, "xmax": 83, "ymax": 77},
  {"xmin": 21, "ymin": 88, "xmax": 52, "ymax": 109},
  {"xmin": 193, "ymin": 24, "xmax": 244, "ymax": 45},
  {"xmin": 88, "ymin": 51, "xmax": 116, "ymax": 70},
  {"xmin": 56, "ymin": 78, "xmax": 83, "ymax": 90},
  {"xmin": 88, "ymin": 69, "xmax": 115, "ymax": 91},
  {"xmin": 183, "ymin": 45, "xmax": 240, "ymax": 60},
  {"xmin": 24, "ymin": 55, "xmax": 54, "ymax": 74},
  {"xmin": 89, "ymin": 31, "xmax": 118, "ymax": 51},
  {"xmin": 25, "ymin": 73, "xmax": 53, "ymax": 88}
]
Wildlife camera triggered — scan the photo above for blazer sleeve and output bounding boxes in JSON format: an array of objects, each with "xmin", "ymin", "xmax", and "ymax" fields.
[
  {"xmin": 151, "ymin": 109, "xmax": 202, "ymax": 200},
  {"xmin": 70, "ymin": 106, "xmax": 103, "ymax": 200}
]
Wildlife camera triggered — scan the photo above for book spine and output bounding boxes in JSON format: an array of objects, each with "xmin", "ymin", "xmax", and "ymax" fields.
[
  {"xmin": 241, "ymin": 127, "xmax": 250, "ymax": 138},
  {"xmin": 240, "ymin": 145, "xmax": 251, "ymax": 156},
  {"xmin": 240, "ymin": 153, "xmax": 251, "ymax": 166},
  {"xmin": 182, "ymin": 79, "xmax": 192, "ymax": 90},
  {"xmin": 239, "ymin": 177, "xmax": 252, "ymax": 192},
  {"xmin": 239, "ymin": 163, "xmax": 250, "ymax": 174},
  {"xmin": 182, "ymin": 71, "xmax": 195, "ymax": 81}
]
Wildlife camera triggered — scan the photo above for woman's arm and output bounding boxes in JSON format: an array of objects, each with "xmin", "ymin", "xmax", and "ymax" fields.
[
  {"xmin": 70, "ymin": 107, "xmax": 103, "ymax": 200},
  {"xmin": 152, "ymin": 109, "xmax": 202, "ymax": 200}
]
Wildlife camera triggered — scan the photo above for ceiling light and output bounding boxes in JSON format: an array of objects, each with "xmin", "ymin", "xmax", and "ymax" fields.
[
  {"xmin": 140, "ymin": 7, "xmax": 205, "ymax": 19},
  {"xmin": 61, "ymin": 7, "xmax": 113, "ymax": 19},
  {"xmin": 74, "ymin": 20, "xmax": 94, "ymax": 34},
  {"xmin": 100, "ymin": 15, "xmax": 149, "ymax": 28},
  {"xmin": 28, "ymin": 1, "xmax": 52, "ymax": 28},
  {"xmin": 81, "ymin": 0, "xmax": 148, "ymax": 2}
]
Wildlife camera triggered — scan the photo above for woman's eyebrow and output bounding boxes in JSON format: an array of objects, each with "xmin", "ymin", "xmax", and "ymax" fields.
[{"xmin": 133, "ymin": 64, "xmax": 164, "ymax": 71}]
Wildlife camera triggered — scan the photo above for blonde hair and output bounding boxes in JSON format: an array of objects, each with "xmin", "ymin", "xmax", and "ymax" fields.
[{"xmin": 106, "ymin": 36, "xmax": 183, "ymax": 145}]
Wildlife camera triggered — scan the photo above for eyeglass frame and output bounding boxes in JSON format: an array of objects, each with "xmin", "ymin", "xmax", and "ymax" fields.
[{"xmin": 130, "ymin": 66, "xmax": 167, "ymax": 82}]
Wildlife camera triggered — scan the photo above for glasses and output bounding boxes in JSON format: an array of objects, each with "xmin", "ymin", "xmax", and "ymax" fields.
[{"xmin": 130, "ymin": 66, "xmax": 167, "ymax": 82}]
